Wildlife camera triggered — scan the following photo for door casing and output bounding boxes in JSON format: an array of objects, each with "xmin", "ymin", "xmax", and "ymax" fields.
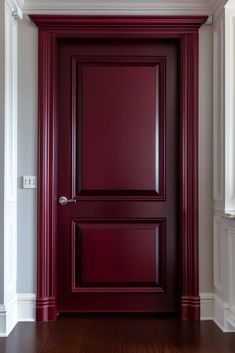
[{"xmin": 30, "ymin": 15, "xmax": 207, "ymax": 321}]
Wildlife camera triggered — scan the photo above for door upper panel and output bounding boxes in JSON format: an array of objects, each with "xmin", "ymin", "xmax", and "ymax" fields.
[
  {"xmin": 71, "ymin": 56, "xmax": 166, "ymax": 200},
  {"xmin": 58, "ymin": 39, "xmax": 178, "ymax": 203}
]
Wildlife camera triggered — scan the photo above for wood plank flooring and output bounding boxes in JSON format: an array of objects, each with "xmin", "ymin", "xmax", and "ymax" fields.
[{"xmin": 0, "ymin": 316, "xmax": 235, "ymax": 353}]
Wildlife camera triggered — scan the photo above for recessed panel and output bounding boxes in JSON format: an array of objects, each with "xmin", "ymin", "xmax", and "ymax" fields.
[
  {"xmin": 72, "ymin": 57, "xmax": 166, "ymax": 199},
  {"xmin": 71, "ymin": 220, "xmax": 166, "ymax": 293}
]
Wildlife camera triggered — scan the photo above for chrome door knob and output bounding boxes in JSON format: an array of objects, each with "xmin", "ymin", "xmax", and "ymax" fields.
[{"xmin": 58, "ymin": 196, "xmax": 76, "ymax": 206}]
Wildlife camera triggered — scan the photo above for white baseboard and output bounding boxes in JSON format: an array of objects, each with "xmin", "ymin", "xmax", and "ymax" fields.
[
  {"xmin": 0, "ymin": 293, "xmax": 36, "ymax": 336},
  {"xmin": 214, "ymin": 294, "xmax": 235, "ymax": 332},
  {"xmin": 200, "ymin": 292, "xmax": 215, "ymax": 320},
  {"xmin": 0, "ymin": 296, "xmax": 18, "ymax": 337},
  {"xmin": 227, "ymin": 308, "xmax": 235, "ymax": 329},
  {"xmin": 1, "ymin": 292, "xmax": 235, "ymax": 336},
  {"xmin": 15, "ymin": 293, "xmax": 215, "ymax": 323},
  {"xmin": 17, "ymin": 293, "xmax": 36, "ymax": 322},
  {"xmin": 200, "ymin": 292, "xmax": 235, "ymax": 332}
]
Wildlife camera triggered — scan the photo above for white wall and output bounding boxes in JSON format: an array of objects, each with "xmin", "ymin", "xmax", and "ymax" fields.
[
  {"xmin": 15, "ymin": 20, "xmax": 214, "ymax": 301},
  {"xmin": 17, "ymin": 18, "xmax": 38, "ymax": 294}
]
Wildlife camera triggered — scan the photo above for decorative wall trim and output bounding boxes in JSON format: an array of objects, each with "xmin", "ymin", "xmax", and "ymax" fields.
[
  {"xmin": 30, "ymin": 15, "xmax": 206, "ymax": 322},
  {"xmin": 17, "ymin": 293, "xmax": 36, "ymax": 321},
  {"xmin": 200, "ymin": 292, "xmax": 215, "ymax": 320}
]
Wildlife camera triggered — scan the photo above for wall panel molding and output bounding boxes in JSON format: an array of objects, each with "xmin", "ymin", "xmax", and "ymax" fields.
[
  {"xmin": 226, "ymin": 225, "xmax": 235, "ymax": 329},
  {"xmin": 212, "ymin": 215, "xmax": 235, "ymax": 331},
  {"xmin": 212, "ymin": 7, "xmax": 235, "ymax": 332},
  {"xmin": 213, "ymin": 216, "xmax": 224, "ymax": 293}
]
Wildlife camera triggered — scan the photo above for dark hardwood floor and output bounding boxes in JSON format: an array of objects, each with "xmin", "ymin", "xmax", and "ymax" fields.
[{"xmin": 0, "ymin": 316, "xmax": 235, "ymax": 353}]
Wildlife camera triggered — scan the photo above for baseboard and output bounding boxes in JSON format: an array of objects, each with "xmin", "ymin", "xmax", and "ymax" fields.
[
  {"xmin": 0, "ymin": 293, "xmax": 36, "ymax": 337},
  {"xmin": 1, "ymin": 292, "xmax": 234, "ymax": 335},
  {"xmin": 214, "ymin": 294, "xmax": 235, "ymax": 332},
  {"xmin": 227, "ymin": 309, "xmax": 235, "ymax": 329},
  {"xmin": 0, "ymin": 296, "xmax": 18, "ymax": 337},
  {"xmin": 200, "ymin": 292, "xmax": 214, "ymax": 320},
  {"xmin": 17, "ymin": 293, "xmax": 36, "ymax": 322},
  {"xmin": 181, "ymin": 295, "xmax": 200, "ymax": 320},
  {"xmin": 36, "ymin": 296, "xmax": 57, "ymax": 321},
  {"xmin": 200, "ymin": 292, "xmax": 235, "ymax": 332}
]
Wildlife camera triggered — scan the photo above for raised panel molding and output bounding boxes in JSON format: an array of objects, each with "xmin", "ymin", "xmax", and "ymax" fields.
[
  {"xmin": 213, "ymin": 216, "xmax": 224, "ymax": 292},
  {"xmin": 71, "ymin": 219, "xmax": 166, "ymax": 293},
  {"xmin": 71, "ymin": 55, "xmax": 166, "ymax": 200},
  {"xmin": 226, "ymin": 225, "xmax": 235, "ymax": 328},
  {"xmin": 212, "ymin": 215, "xmax": 235, "ymax": 331}
]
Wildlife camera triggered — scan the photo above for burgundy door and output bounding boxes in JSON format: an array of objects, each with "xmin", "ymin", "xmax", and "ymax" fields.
[{"xmin": 57, "ymin": 38, "xmax": 179, "ymax": 313}]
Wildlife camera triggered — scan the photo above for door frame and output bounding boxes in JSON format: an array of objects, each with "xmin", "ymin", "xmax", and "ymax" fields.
[{"xmin": 30, "ymin": 15, "xmax": 207, "ymax": 321}]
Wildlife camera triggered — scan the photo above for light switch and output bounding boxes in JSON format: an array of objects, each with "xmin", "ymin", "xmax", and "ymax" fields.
[{"xmin": 22, "ymin": 176, "xmax": 37, "ymax": 189}]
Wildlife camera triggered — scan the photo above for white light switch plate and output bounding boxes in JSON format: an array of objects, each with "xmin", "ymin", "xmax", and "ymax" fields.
[{"xmin": 22, "ymin": 176, "xmax": 37, "ymax": 189}]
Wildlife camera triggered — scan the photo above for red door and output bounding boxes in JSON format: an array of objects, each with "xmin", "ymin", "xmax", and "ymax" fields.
[{"xmin": 57, "ymin": 38, "xmax": 179, "ymax": 313}]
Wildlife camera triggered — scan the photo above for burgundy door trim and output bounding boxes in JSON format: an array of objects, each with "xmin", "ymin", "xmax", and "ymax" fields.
[{"xmin": 30, "ymin": 15, "xmax": 207, "ymax": 321}]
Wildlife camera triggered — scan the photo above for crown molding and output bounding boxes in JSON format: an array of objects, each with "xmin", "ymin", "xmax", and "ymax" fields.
[
  {"xmin": 19, "ymin": 0, "xmax": 223, "ymax": 16},
  {"xmin": 4, "ymin": 0, "xmax": 230, "ymax": 17},
  {"xmin": 212, "ymin": 0, "xmax": 227, "ymax": 21},
  {"xmin": 225, "ymin": 0, "xmax": 235, "ymax": 7},
  {"xmin": 5, "ymin": 0, "xmax": 23, "ymax": 19}
]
